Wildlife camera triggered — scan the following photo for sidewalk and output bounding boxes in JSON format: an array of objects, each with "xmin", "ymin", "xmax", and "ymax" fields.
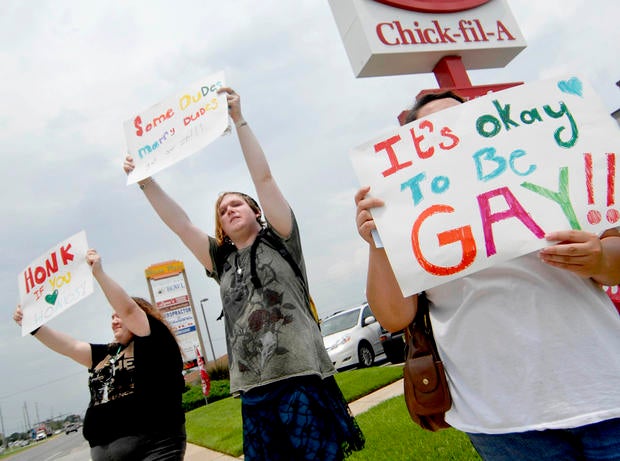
[{"xmin": 184, "ymin": 378, "xmax": 405, "ymax": 460}]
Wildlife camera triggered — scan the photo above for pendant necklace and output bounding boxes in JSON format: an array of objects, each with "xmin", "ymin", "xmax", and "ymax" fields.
[
  {"xmin": 235, "ymin": 253, "xmax": 243, "ymax": 276},
  {"xmin": 103, "ymin": 345, "xmax": 122, "ymax": 403},
  {"xmin": 109, "ymin": 345, "xmax": 122, "ymax": 377}
]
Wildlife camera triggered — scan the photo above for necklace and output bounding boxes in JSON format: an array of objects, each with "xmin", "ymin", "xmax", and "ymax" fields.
[
  {"xmin": 102, "ymin": 345, "xmax": 122, "ymax": 403},
  {"xmin": 234, "ymin": 252, "xmax": 244, "ymax": 276},
  {"xmin": 109, "ymin": 345, "xmax": 122, "ymax": 376}
]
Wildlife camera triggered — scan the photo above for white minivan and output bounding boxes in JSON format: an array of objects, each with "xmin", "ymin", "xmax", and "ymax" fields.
[{"xmin": 321, "ymin": 303, "xmax": 384, "ymax": 370}]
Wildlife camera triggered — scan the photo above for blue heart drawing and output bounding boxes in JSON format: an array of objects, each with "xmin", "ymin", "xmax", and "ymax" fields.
[{"xmin": 558, "ymin": 77, "xmax": 583, "ymax": 97}]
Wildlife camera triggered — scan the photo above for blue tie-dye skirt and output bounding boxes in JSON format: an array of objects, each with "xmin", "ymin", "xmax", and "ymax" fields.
[{"xmin": 240, "ymin": 375, "xmax": 365, "ymax": 460}]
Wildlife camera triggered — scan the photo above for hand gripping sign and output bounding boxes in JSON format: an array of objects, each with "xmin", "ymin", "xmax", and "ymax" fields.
[
  {"xmin": 18, "ymin": 231, "xmax": 94, "ymax": 336},
  {"xmin": 124, "ymin": 71, "xmax": 230, "ymax": 184},
  {"xmin": 350, "ymin": 76, "xmax": 620, "ymax": 297}
]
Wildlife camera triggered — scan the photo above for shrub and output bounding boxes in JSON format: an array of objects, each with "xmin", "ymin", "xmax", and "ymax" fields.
[
  {"xmin": 182, "ymin": 380, "xmax": 231, "ymax": 412},
  {"xmin": 207, "ymin": 358, "xmax": 230, "ymax": 380}
]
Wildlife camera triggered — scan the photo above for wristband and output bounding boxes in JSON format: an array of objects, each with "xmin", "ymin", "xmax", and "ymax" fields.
[
  {"xmin": 30, "ymin": 327, "xmax": 41, "ymax": 336},
  {"xmin": 139, "ymin": 178, "xmax": 153, "ymax": 190}
]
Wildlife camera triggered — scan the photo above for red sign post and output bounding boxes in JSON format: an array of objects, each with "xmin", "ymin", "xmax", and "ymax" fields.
[{"xmin": 398, "ymin": 54, "xmax": 523, "ymax": 125}]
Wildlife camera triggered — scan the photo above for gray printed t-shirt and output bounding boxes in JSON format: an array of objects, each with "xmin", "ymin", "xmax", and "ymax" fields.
[{"xmin": 207, "ymin": 211, "xmax": 335, "ymax": 393}]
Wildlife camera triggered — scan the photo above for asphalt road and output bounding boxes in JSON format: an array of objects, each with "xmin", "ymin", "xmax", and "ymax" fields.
[{"xmin": 6, "ymin": 432, "xmax": 90, "ymax": 461}]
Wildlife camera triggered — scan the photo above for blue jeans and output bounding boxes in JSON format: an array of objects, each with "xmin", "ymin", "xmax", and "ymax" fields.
[{"xmin": 467, "ymin": 418, "xmax": 620, "ymax": 461}]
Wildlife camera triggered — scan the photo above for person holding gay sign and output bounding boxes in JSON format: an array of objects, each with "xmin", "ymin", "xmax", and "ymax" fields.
[
  {"xmin": 355, "ymin": 91, "xmax": 620, "ymax": 461},
  {"xmin": 123, "ymin": 87, "xmax": 364, "ymax": 460},
  {"xmin": 14, "ymin": 249, "xmax": 186, "ymax": 460}
]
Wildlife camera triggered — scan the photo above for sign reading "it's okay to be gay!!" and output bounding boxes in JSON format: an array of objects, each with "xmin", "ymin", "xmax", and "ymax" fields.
[{"xmin": 350, "ymin": 76, "xmax": 620, "ymax": 296}]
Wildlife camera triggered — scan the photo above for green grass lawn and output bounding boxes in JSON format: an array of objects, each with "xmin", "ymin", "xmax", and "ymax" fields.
[
  {"xmin": 348, "ymin": 397, "xmax": 480, "ymax": 461},
  {"xmin": 185, "ymin": 364, "xmax": 480, "ymax": 460}
]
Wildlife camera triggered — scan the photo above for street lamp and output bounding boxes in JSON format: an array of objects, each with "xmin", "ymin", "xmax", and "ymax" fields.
[{"xmin": 199, "ymin": 298, "xmax": 217, "ymax": 362}]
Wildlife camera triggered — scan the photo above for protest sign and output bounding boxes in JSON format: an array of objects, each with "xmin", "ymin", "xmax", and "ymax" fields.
[
  {"xmin": 350, "ymin": 76, "xmax": 620, "ymax": 296},
  {"xmin": 124, "ymin": 71, "xmax": 229, "ymax": 184},
  {"xmin": 18, "ymin": 231, "xmax": 93, "ymax": 336},
  {"xmin": 604, "ymin": 285, "xmax": 620, "ymax": 313}
]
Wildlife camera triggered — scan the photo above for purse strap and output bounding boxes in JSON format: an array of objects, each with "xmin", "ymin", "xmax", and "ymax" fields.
[{"xmin": 406, "ymin": 292, "xmax": 441, "ymax": 361}]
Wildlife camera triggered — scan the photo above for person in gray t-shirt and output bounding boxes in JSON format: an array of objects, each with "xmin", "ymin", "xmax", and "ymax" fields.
[{"xmin": 124, "ymin": 88, "xmax": 364, "ymax": 460}]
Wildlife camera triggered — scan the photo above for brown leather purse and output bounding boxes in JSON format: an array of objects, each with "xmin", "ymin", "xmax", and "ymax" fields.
[{"xmin": 403, "ymin": 292, "xmax": 452, "ymax": 431}]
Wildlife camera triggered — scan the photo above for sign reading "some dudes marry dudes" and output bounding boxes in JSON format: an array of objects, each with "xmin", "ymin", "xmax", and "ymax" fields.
[{"xmin": 328, "ymin": 0, "xmax": 526, "ymax": 77}]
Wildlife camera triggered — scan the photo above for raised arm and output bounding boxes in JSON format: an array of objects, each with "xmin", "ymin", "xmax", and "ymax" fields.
[
  {"xmin": 219, "ymin": 87, "xmax": 292, "ymax": 237},
  {"xmin": 86, "ymin": 249, "xmax": 150, "ymax": 337},
  {"xmin": 13, "ymin": 305, "xmax": 92, "ymax": 368},
  {"xmin": 123, "ymin": 157, "xmax": 214, "ymax": 273},
  {"xmin": 539, "ymin": 228, "xmax": 620, "ymax": 286},
  {"xmin": 355, "ymin": 186, "xmax": 416, "ymax": 331}
]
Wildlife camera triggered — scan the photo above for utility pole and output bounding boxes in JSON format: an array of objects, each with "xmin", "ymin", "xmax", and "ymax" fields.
[
  {"xmin": 199, "ymin": 298, "xmax": 217, "ymax": 362},
  {"xmin": 0, "ymin": 405, "xmax": 7, "ymax": 449},
  {"xmin": 23, "ymin": 402, "xmax": 31, "ymax": 430}
]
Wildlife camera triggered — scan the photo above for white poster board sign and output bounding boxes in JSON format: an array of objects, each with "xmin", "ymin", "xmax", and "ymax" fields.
[
  {"xmin": 350, "ymin": 76, "xmax": 620, "ymax": 296},
  {"xmin": 124, "ymin": 71, "xmax": 229, "ymax": 184},
  {"xmin": 18, "ymin": 231, "xmax": 93, "ymax": 335}
]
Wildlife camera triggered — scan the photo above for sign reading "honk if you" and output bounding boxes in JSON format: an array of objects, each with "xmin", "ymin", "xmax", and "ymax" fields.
[{"xmin": 18, "ymin": 231, "xmax": 93, "ymax": 336}]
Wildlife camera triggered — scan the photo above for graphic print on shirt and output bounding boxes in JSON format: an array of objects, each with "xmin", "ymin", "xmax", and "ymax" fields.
[
  {"xmin": 89, "ymin": 342, "xmax": 136, "ymax": 406},
  {"xmin": 224, "ymin": 245, "xmax": 295, "ymax": 379}
]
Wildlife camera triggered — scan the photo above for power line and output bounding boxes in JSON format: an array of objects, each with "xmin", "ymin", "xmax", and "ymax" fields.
[{"xmin": 0, "ymin": 370, "xmax": 85, "ymax": 400}]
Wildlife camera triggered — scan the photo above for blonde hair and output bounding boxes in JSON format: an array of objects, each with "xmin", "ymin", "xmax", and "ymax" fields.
[{"xmin": 214, "ymin": 192, "xmax": 262, "ymax": 246}]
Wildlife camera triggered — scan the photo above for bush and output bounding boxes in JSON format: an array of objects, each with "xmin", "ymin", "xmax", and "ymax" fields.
[
  {"xmin": 182, "ymin": 380, "xmax": 231, "ymax": 412},
  {"xmin": 207, "ymin": 359, "xmax": 230, "ymax": 380}
]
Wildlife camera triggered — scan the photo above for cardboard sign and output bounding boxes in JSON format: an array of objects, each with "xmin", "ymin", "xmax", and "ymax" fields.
[
  {"xmin": 124, "ymin": 71, "xmax": 229, "ymax": 184},
  {"xmin": 604, "ymin": 285, "xmax": 620, "ymax": 313},
  {"xmin": 350, "ymin": 76, "xmax": 620, "ymax": 296},
  {"xmin": 18, "ymin": 231, "xmax": 93, "ymax": 335}
]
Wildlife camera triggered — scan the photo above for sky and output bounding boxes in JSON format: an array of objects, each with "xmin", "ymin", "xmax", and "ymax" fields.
[{"xmin": 1, "ymin": 0, "xmax": 619, "ymax": 436}]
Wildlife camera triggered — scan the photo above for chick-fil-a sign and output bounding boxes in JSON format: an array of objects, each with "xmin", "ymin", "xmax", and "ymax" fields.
[
  {"xmin": 124, "ymin": 71, "xmax": 229, "ymax": 184},
  {"xmin": 350, "ymin": 76, "xmax": 620, "ymax": 297},
  {"xmin": 374, "ymin": 0, "xmax": 490, "ymax": 12},
  {"xmin": 18, "ymin": 231, "xmax": 93, "ymax": 336}
]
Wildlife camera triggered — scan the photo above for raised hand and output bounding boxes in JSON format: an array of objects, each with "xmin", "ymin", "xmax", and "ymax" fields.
[
  {"xmin": 218, "ymin": 87, "xmax": 243, "ymax": 124},
  {"xmin": 355, "ymin": 186, "xmax": 385, "ymax": 246},
  {"xmin": 86, "ymin": 248, "xmax": 102, "ymax": 273},
  {"xmin": 13, "ymin": 305, "xmax": 23, "ymax": 327},
  {"xmin": 123, "ymin": 155, "xmax": 136, "ymax": 176}
]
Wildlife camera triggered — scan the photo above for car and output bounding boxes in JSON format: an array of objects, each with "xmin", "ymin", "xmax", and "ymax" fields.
[
  {"xmin": 379, "ymin": 327, "xmax": 406, "ymax": 364},
  {"xmin": 35, "ymin": 430, "xmax": 46, "ymax": 441},
  {"xmin": 65, "ymin": 423, "xmax": 80, "ymax": 434},
  {"xmin": 321, "ymin": 303, "xmax": 384, "ymax": 370}
]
